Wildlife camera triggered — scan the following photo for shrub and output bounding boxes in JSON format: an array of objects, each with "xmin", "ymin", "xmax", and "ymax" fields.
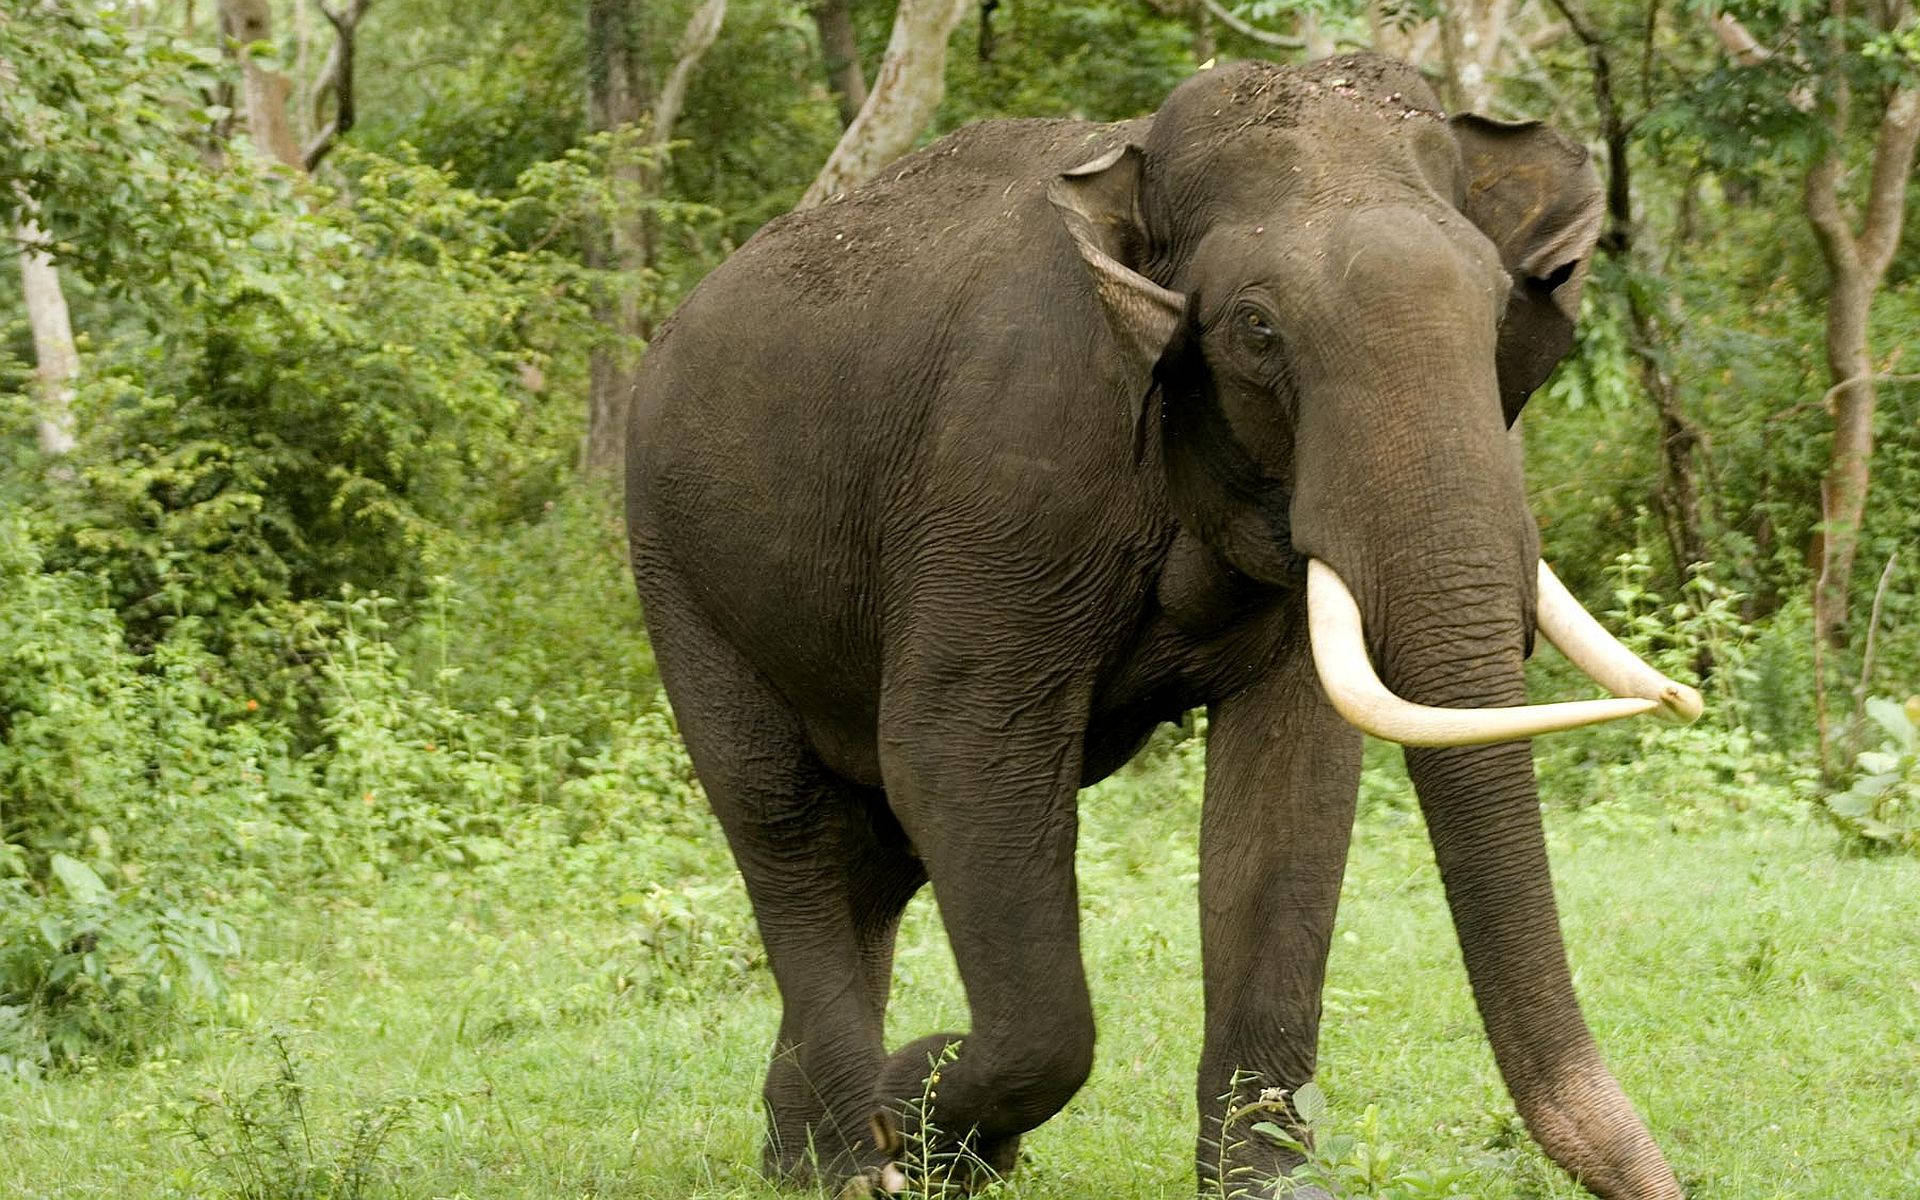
[
  {"xmin": 1825, "ymin": 695, "xmax": 1920, "ymax": 852},
  {"xmin": 0, "ymin": 857, "xmax": 236, "ymax": 1076}
]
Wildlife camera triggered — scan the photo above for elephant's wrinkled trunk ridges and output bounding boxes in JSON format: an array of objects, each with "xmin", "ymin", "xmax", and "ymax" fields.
[{"xmin": 1407, "ymin": 739, "xmax": 1684, "ymax": 1200}]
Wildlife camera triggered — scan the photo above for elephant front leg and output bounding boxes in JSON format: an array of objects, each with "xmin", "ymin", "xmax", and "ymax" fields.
[{"xmin": 1195, "ymin": 653, "xmax": 1364, "ymax": 1198}]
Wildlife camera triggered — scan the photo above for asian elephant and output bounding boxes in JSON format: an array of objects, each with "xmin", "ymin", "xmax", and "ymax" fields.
[{"xmin": 626, "ymin": 53, "xmax": 1702, "ymax": 1199}]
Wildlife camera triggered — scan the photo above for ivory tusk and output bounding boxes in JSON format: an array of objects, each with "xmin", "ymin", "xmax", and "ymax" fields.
[
  {"xmin": 1306, "ymin": 558, "xmax": 1663, "ymax": 747},
  {"xmin": 1534, "ymin": 561, "xmax": 1704, "ymax": 724}
]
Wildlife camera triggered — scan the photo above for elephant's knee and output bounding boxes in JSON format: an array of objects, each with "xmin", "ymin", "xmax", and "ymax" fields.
[{"xmin": 984, "ymin": 1016, "xmax": 1095, "ymax": 1133}]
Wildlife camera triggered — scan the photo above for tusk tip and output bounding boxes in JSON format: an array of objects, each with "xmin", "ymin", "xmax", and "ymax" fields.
[{"xmin": 1656, "ymin": 681, "xmax": 1704, "ymax": 724}]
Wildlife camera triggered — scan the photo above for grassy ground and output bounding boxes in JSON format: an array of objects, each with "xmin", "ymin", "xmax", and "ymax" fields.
[{"xmin": 3, "ymin": 756, "xmax": 1917, "ymax": 1199}]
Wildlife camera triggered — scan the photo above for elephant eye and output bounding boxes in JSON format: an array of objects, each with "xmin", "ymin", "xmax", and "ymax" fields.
[{"xmin": 1239, "ymin": 308, "xmax": 1276, "ymax": 339}]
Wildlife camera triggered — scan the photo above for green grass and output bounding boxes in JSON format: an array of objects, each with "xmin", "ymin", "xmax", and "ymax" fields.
[{"xmin": 3, "ymin": 761, "xmax": 1917, "ymax": 1199}]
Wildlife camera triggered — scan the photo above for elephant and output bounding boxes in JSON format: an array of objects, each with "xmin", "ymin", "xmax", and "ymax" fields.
[{"xmin": 626, "ymin": 53, "xmax": 1703, "ymax": 1199}]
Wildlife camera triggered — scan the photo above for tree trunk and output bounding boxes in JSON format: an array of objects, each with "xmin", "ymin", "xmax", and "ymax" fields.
[
  {"xmin": 585, "ymin": 0, "xmax": 653, "ymax": 480},
  {"xmin": 1551, "ymin": 0, "xmax": 1709, "ymax": 580},
  {"xmin": 15, "ymin": 219, "xmax": 78, "ymax": 457},
  {"xmin": 1367, "ymin": 0, "xmax": 1442, "ymax": 72},
  {"xmin": 1300, "ymin": 8, "xmax": 1336, "ymax": 59},
  {"xmin": 798, "ymin": 0, "xmax": 974, "ymax": 208},
  {"xmin": 1193, "ymin": 0, "xmax": 1217, "ymax": 64},
  {"xmin": 1435, "ymin": 0, "xmax": 1511, "ymax": 111},
  {"xmin": 1804, "ymin": 80, "xmax": 1919, "ymax": 649},
  {"xmin": 811, "ymin": 0, "xmax": 867, "ymax": 126},
  {"xmin": 304, "ymin": 1, "xmax": 375, "ymax": 171},
  {"xmin": 583, "ymin": 0, "xmax": 727, "ymax": 479},
  {"xmin": 219, "ymin": 0, "xmax": 303, "ymax": 168}
]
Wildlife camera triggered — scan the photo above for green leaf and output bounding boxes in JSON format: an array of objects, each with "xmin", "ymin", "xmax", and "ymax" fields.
[
  {"xmin": 1865, "ymin": 697, "xmax": 1916, "ymax": 752},
  {"xmin": 1828, "ymin": 790, "xmax": 1875, "ymax": 819},
  {"xmin": 49, "ymin": 854, "xmax": 110, "ymax": 904},
  {"xmin": 1293, "ymin": 1080, "xmax": 1329, "ymax": 1125}
]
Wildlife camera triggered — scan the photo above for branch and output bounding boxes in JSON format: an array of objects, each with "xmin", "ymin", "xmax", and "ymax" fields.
[
  {"xmin": 1803, "ymin": 145, "xmax": 1862, "ymax": 275},
  {"xmin": 1707, "ymin": 11, "xmax": 1769, "ymax": 64},
  {"xmin": 302, "ymin": 0, "xmax": 370, "ymax": 170},
  {"xmin": 1198, "ymin": 0, "xmax": 1305, "ymax": 49},
  {"xmin": 1543, "ymin": 0, "xmax": 1601, "ymax": 46},
  {"xmin": 1546, "ymin": 0, "xmax": 1633, "ymax": 252},
  {"xmin": 799, "ymin": 0, "xmax": 974, "ymax": 208},
  {"xmin": 1821, "ymin": 371, "xmax": 1920, "ymax": 410},
  {"xmin": 1858, "ymin": 87, "xmax": 1920, "ymax": 278},
  {"xmin": 1851, "ymin": 549, "xmax": 1899, "ymax": 718},
  {"xmin": 1524, "ymin": 19, "xmax": 1569, "ymax": 49},
  {"xmin": 652, "ymin": 0, "xmax": 728, "ymax": 147}
]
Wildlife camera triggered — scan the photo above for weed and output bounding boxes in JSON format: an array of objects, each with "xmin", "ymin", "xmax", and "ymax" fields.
[
  {"xmin": 1243, "ymin": 1082, "xmax": 1481, "ymax": 1199},
  {"xmin": 179, "ymin": 1030, "xmax": 435, "ymax": 1200}
]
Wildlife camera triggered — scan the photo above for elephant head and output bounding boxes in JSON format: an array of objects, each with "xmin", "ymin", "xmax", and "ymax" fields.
[
  {"xmin": 1052, "ymin": 56, "xmax": 1696, "ymax": 1199},
  {"xmin": 1050, "ymin": 55, "xmax": 1699, "ymax": 744}
]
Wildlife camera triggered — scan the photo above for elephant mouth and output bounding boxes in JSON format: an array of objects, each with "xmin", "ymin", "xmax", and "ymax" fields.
[{"xmin": 1305, "ymin": 558, "xmax": 1704, "ymax": 747}]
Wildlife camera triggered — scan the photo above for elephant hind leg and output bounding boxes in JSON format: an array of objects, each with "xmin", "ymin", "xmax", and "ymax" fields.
[
  {"xmin": 642, "ymin": 591, "xmax": 924, "ymax": 1188},
  {"xmin": 763, "ymin": 788, "xmax": 926, "ymax": 1185}
]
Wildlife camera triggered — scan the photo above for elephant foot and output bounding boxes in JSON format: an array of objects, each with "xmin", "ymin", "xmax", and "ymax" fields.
[
  {"xmin": 836, "ymin": 1163, "xmax": 910, "ymax": 1199},
  {"xmin": 762, "ymin": 1124, "xmax": 894, "ymax": 1195},
  {"xmin": 863, "ymin": 1107, "xmax": 1021, "ymax": 1196}
]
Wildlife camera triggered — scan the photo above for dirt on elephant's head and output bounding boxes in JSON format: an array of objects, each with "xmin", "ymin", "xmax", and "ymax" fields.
[{"xmin": 1173, "ymin": 54, "xmax": 1447, "ymax": 150}]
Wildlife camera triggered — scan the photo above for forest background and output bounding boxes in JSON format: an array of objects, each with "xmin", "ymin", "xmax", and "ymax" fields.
[{"xmin": 0, "ymin": 0, "xmax": 1916, "ymax": 1195}]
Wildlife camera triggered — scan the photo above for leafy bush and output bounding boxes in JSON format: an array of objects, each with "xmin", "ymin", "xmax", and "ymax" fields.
[
  {"xmin": 54, "ymin": 144, "xmax": 596, "ymax": 639},
  {"xmin": 0, "ymin": 857, "xmax": 236, "ymax": 1077},
  {"xmin": 1826, "ymin": 695, "xmax": 1920, "ymax": 852},
  {"xmin": 1531, "ymin": 548, "xmax": 1808, "ymax": 817}
]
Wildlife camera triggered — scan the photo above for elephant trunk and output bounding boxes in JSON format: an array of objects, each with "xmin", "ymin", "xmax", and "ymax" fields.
[
  {"xmin": 1362, "ymin": 552, "xmax": 1681, "ymax": 1198},
  {"xmin": 1406, "ymin": 737, "xmax": 1683, "ymax": 1200},
  {"xmin": 1312, "ymin": 533, "xmax": 1684, "ymax": 1197}
]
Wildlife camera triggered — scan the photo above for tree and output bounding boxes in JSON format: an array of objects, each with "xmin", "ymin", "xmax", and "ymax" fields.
[
  {"xmin": 810, "ymin": 0, "xmax": 867, "ymax": 126},
  {"xmin": 218, "ymin": 0, "xmax": 303, "ymax": 167},
  {"xmin": 303, "ymin": 0, "xmax": 375, "ymax": 170},
  {"xmin": 583, "ymin": 0, "xmax": 727, "ymax": 477},
  {"xmin": 1799, "ymin": 2, "xmax": 1918, "ymax": 652},
  {"xmin": 13, "ymin": 216, "xmax": 78, "ymax": 457},
  {"xmin": 798, "ymin": 0, "xmax": 974, "ymax": 207},
  {"xmin": 1547, "ymin": 0, "xmax": 1711, "ymax": 579}
]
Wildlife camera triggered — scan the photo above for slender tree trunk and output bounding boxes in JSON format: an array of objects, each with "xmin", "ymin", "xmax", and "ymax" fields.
[
  {"xmin": 304, "ymin": 1, "xmax": 374, "ymax": 171},
  {"xmin": 1804, "ymin": 78, "xmax": 1919, "ymax": 650},
  {"xmin": 811, "ymin": 0, "xmax": 867, "ymax": 125},
  {"xmin": 1193, "ymin": 0, "xmax": 1217, "ymax": 63},
  {"xmin": 15, "ymin": 219, "xmax": 78, "ymax": 457},
  {"xmin": 219, "ymin": 0, "xmax": 303, "ymax": 168},
  {"xmin": 1551, "ymin": 0, "xmax": 1709, "ymax": 580},
  {"xmin": 1367, "ymin": 0, "xmax": 1443, "ymax": 73},
  {"xmin": 1435, "ymin": 0, "xmax": 1511, "ymax": 111},
  {"xmin": 798, "ymin": 0, "xmax": 974, "ymax": 208},
  {"xmin": 653, "ymin": 0, "xmax": 726, "ymax": 143},
  {"xmin": 585, "ymin": 0, "xmax": 652, "ymax": 480},
  {"xmin": 1300, "ymin": 8, "xmax": 1336, "ymax": 59},
  {"xmin": 583, "ymin": 0, "xmax": 727, "ymax": 478}
]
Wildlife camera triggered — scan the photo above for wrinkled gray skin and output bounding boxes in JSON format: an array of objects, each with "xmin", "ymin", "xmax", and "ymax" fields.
[{"xmin": 628, "ymin": 55, "xmax": 1682, "ymax": 1200}]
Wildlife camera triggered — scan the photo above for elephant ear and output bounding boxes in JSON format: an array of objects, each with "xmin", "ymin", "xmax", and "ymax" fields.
[
  {"xmin": 1450, "ymin": 115, "xmax": 1605, "ymax": 426},
  {"xmin": 1048, "ymin": 144, "xmax": 1189, "ymax": 461}
]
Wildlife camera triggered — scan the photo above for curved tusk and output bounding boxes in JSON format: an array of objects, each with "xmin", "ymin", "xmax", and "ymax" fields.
[
  {"xmin": 1535, "ymin": 562, "xmax": 1704, "ymax": 724},
  {"xmin": 1306, "ymin": 558, "xmax": 1659, "ymax": 747}
]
